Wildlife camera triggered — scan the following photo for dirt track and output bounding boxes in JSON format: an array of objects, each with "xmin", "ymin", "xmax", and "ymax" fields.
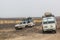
[{"xmin": 0, "ymin": 26, "xmax": 60, "ymax": 40}]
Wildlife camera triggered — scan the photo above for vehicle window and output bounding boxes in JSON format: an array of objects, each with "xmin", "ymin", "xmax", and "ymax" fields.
[
  {"xmin": 43, "ymin": 22, "xmax": 47, "ymax": 24},
  {"xmin": 27, "ymin": 21, "xmax": 30, "ymax": 23},
  {"xmin": 23, "ymin": 22, "xmax": 26, "ymax": 24},
  {"xmin": 43, "ymin": 19, "xmax": 47, "ymax": 24},
  {"xmin": 43, "ymin": 18, "xmax": 55, "ymax": 24},
  {"xmin": 48, "ymin": 21, "xmax": 55, "ymax": 23}
]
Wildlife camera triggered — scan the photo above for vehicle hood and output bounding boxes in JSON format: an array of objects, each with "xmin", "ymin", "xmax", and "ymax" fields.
[{"xmin": 15, "ymin": 24, "xmax": 21, "ymax": 27}]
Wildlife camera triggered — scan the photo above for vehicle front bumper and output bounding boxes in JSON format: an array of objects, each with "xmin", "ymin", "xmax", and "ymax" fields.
[{"xmin": 43, "ymin": 28, "xmax": 56, "ymax": 31}]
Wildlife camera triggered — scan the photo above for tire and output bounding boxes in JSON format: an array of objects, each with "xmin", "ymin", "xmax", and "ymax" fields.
[
  {"xmin": 25, "ymin": 25, "xmax": 28, "ymax": 28},
  {"xmin": 15, "ymin": 27, "xmax": 23, "ymax": 30},
  {"xmin": 53, "ymin": 30, "xmax": 56, "ymax": 33},
  {"xmin": 42, "ymin": 30, "xmax": 45, "ymax": 33},
  {"xmin": 42, "ymin": 27, "xmax": 45, "ymax": 33},
  {"xmin": 29, "ymin": 26, "xmax": 33, "ymax": 28},
  {"xmin": 15, "ymin": 27, "xmax": 19, "ymax": 30}
]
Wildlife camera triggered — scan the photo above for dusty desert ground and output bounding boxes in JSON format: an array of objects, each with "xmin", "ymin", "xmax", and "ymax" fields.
[{"xmin": 0, "ymin": 25, "xmax": 60, "ymax": 40}]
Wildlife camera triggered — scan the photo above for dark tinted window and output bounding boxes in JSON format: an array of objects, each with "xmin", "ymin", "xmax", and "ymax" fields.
[
  {"xmin": 27, "ymin": 21, "xmax": 30, "ymax": 23},
  {"xmin": 48, "ymin": 21, "xmax": 55, "ymax": 23},
  {"xmin": 23, "ymin": 22, "xmax": 26, "ymax": 24},
  {"xmin": 43, "ymin": 22, "xmax": 47, "ymax": 24}
]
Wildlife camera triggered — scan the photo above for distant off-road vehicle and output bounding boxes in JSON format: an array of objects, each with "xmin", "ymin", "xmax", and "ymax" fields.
[
  {"xmin": 15, "ymin": 17, "xmax": 35, "ymax": 30},
  {"xmin": 42, "ymin": 12, "xmax": 57, "ymax": 33}
]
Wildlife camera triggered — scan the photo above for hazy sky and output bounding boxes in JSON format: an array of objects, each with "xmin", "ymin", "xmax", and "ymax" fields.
[{"xmin": 0, "ymin": 0, "xmax": 60, "ymax": 18}]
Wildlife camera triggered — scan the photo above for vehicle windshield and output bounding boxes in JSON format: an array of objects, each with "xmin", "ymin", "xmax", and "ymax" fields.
[
  {"xmin": 43, "ymin": 21, "xmax": 55, "ymax": 24},
  {"xmin": 43, "ymin": 19, "xmax": 47, "ymax": 24},
  {"xmin": 43, "ymin": 17, "xmax": 55, "ymax": 24},
  {"xmin": 47, "ymin": 18, "xmax": 55, "ymax": 23},
  {"xmin": 48, "ymin": 21, "xmax": 55, "ymax": 23}
]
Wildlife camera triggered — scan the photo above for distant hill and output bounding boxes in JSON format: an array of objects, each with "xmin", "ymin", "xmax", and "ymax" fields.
[
  {"xmin": 0, "ymin": 17, "xmax": 42, "ymax": 20},
  {"xmin": 0, "ymin": 16, "xmax": 59, "ymax": 20}
]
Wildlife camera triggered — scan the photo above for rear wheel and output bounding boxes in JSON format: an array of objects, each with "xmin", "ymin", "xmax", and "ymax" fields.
[{"xmin": 53, "ymin": 30, "xmax": 56, "ymax": 33}]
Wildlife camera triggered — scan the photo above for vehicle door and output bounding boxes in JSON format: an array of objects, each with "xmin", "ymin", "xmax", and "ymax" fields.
[{"xmin": 22, "ymin": 21, "xmax": 27, "ymax": 27}]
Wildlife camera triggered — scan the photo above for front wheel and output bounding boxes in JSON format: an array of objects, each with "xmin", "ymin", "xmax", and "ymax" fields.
[
  {"xmin": 25, "ymin": 25, "xmax": 33, "ymax": 28},
  {"xmin": 28, "ymin": 26, "xmax": 33, "ymax": 28},
  {"xmin": 42, "ymin": 30, "xmax": 45, "ymax": 33},
  {"xmin": 15, "ymin": 27, "xmax": 19, "ymax": 30},
  {"xmin": 25, "ymin": 25, "xmax": 28, "ymax": 28},
  {"xmin": 15, "ymin": 27, "xmax": 23, "ymax": 30}
]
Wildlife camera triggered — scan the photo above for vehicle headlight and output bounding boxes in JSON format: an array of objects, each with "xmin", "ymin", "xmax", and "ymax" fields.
[{"xmin": 51, "ymin": 25, "xmax": 53, "ymax": 27}]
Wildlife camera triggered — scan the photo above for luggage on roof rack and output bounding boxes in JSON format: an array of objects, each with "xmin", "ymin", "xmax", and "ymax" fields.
[{"xmin": 42, "ymin": 12, "xmax": 55, "ymax": 18}]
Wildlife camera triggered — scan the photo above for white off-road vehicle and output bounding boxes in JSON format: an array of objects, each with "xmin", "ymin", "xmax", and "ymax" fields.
[
  {"xmin": 42, "ymin": 12, "xmax": 57, "ymax": 33},
  {"xmin": 15, "ymin": 18, "xmax": 35, "ymax": 30}
]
